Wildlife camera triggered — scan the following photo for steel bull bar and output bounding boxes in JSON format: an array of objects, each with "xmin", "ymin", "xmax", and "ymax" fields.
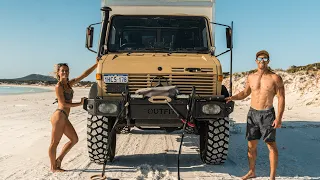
[
  {"xmin": 129, "ymin": 94, "xmax": 234, "ymax": 125},
  {"xmin": 83, "ymin": 94, "xmax": 234, "ymax": 125}
]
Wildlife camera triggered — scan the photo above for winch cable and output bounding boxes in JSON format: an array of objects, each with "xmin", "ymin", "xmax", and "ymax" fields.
[
  {"xmin": 165, "ymin": 101, "xmax": 195, "ymax": 128},
  {"xmin": 90, "ymin": 87, "xmax": 197, "ymax": 180},
  {"xmin": 178, "ymin": 115, "xmax": 188, "ymax": 180},
  {"xmin": 165, "ymin": 87, "xmax": 196, "ymax": 180},
  {"xmin": 90, "ymin": 92, "xmax": 129, "ymax": 180}
]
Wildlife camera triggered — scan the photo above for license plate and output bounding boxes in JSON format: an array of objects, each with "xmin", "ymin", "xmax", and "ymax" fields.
[{"xmin": 104, "ymin": 74, "xmax": 128, "ymax": 83}]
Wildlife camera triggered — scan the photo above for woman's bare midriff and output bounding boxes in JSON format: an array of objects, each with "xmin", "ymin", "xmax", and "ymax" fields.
[{"xmin": 57, "ymin": 100, "xmax": 72, "ymax": 115}]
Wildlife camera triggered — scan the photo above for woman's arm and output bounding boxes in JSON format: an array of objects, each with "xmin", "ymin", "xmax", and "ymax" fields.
[
  {"xmin": 55, "ymin": 85, "xmax": 84, "ymax": 108},
  {"xmin": 69, "ymin": 58, "xmax": 98, "ymax": 86}
]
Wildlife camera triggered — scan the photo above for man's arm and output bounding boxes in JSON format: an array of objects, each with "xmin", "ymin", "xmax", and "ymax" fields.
[
  {"xmin": 275, "ymin": 74, "xmax": 285, "ymax": 121},
  {"xmin": 225, "ymin": 75, "xmax": 251, "ymax": 102}
]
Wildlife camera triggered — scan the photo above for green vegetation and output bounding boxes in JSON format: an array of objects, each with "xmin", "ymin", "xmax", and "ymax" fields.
[
  {"xmin": 14, "ymin": 74, "xmax": 57, "ymax": 81},
  {"xmin": 286, "ymin": 63, "xmax": 320, "ymax": 73},
  {"xmin": 0, "ymin": 74, "xmax": 94, "ymax": 86},
  {"xmin": 224, "ymin": 63, "xmax": 319, "ymax": 78}
]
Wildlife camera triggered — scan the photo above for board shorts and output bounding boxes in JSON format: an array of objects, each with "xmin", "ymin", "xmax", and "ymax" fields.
[{"xmin": 246, "ymin": 107, "xmax": 276, "ymax": 142}]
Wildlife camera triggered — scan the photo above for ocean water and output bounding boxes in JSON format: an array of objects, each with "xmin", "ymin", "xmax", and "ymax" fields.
[{"xmin": 0, "ymin": 86, "xmax": 51, "ymax": 95}]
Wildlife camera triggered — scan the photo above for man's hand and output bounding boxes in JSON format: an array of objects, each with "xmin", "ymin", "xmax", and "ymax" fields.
[
  {"xmin": 272, "ymin": 119, "xmax": 282, "ymax": 128},
  {"xmin": 225, "ymin": 96, "xmax": 233, "ymax": 103}
]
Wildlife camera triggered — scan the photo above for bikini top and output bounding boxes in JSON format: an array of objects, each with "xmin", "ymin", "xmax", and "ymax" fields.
[
  {"xmin": 62, "ymin": 82, "xmax": 74, "ymax": 101},
  {"xmin": 53, "ymin": 82, "xmax": 74, "ymax": 104}
]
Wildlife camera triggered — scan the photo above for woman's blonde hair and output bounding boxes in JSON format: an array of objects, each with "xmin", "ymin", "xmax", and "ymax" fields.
[{"xmin": 53, "ymin": 63, "xmax": 69, "ymax": 81}]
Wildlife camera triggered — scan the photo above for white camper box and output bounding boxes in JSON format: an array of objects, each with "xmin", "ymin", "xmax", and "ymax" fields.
[{"xmin": 101, "ymin": 0, "xmax": 216, "ymax": 44}]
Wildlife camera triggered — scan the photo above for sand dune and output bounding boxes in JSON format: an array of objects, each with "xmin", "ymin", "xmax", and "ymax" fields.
[{"xmin": 0, "ymin": 83, "xmax": 319, "ymax": 180}]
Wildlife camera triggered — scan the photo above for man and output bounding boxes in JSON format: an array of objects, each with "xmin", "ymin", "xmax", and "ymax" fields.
[{"xmin": 225, "ymin": 50, "xmax": 285, "ymax": 180}]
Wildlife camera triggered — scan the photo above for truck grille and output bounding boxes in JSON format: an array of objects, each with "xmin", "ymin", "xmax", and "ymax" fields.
[{"xmin": 128, "ymin": 73, "xmax": 216, "ymax": 96}]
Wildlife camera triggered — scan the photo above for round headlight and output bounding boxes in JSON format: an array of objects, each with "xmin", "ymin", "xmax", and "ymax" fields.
[
  {"xmin": 202, "ymin": 104, "xmax": 221, "ymax": 115},
  {"xmin": 98, "ymin": 103, "xmax": 117, "ymax": 114}
]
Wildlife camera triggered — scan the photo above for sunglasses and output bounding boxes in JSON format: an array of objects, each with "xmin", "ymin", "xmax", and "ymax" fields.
[{"xmin": 256, "ymin": 57, "xmax": 269, "ymax": 62}]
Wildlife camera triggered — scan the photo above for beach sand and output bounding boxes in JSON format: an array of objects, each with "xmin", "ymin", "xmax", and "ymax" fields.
[{"xmin": 0, "ymin": 81, "xmax": 319, "ymax": 180}]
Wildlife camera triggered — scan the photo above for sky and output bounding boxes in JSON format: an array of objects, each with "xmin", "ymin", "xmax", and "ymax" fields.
[{"xmin": 0, "ymin": 0, "xmax": 319, "ymax": 81}]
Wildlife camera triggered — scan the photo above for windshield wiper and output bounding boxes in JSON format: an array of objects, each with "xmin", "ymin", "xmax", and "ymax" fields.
[
  {"xmin": 113, "ymin": 47, "xmax": 208, "ymax": 54},
  {"xmin": 140, "ymin": 48, "xmax": 172, "ymax": 52},
  {"xmin": 172, "ymin": 47, "xmax": 209, "ymax": 53},
  {"xmin": 179, "ymin": 47, "xmax": 208, "ymax": 51},
  {"xmin": 116, "ymin": 48, "xmax": 168, "ymax": 52}
]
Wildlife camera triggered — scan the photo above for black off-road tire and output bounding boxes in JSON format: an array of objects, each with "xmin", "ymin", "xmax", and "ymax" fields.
[
  {"xmin": 199, "ymin": 118, "xmax": 229, "ymax": 164},
  {"xmin": 185, "ymin": 85, "xmax": 229, "ymax": 136},
  {"xmin": 87, "ymin": 115, "xmax": 116, "ymax": 164}
]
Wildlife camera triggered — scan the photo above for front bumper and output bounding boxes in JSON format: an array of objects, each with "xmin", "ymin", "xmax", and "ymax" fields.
[
  {"xmin": 84, "ymin": 95, "xmax": 234, "ymax": 123},
  {"xmin": 84, "ymin": 97, "xmax": 123, "ymax": 117}
]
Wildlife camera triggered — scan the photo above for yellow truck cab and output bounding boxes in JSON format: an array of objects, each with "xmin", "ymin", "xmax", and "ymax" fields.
[{"xmin": 84, "ymin": 0, "xmax": 234, "ymax": 166}]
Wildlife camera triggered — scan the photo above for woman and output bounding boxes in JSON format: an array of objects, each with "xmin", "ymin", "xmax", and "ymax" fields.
[{"xmin": 49, "ymin": 59, "xmax": 98, "ymax": 172}]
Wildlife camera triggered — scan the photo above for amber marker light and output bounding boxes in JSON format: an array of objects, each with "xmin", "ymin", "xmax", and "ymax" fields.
[{"xmin": 96, "ymin": 74, "xmax": 102, "ymax": 80}]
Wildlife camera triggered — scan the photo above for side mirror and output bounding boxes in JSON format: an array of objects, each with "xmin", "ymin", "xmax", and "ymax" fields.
[
  {"xmin": 86, "ymin": 27, "xmax": 94, "ymax": 48},
  {"xmin": 226, "ymin": 27, "xmax": 232, "ymax": 49}
]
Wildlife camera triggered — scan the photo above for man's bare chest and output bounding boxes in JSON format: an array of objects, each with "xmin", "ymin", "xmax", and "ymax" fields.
[{"xmin": 250, "ymin": 76, "xmax": 275, "ymax": 92}]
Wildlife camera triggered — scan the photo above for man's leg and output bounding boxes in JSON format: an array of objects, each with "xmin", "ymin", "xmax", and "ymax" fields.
[
  {"xmin": 266, "ymin": 142, "xmax": 278, "ymax": 180},
  {"xmin": 242, "ymin": 140, "xmax": 258, "ymax": 180},
  {"xmin": 262, "ymin": 108, "xmax": 278, "ymax": 180}
]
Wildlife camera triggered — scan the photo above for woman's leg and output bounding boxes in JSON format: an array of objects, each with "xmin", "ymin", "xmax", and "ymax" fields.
[
  {"xmin": 49, "ymin": 112, "xmax": 66, "ymax": 172},
  {"xmin": 56, "ymin": 119, "xmax": 79, "ymax": 168}
]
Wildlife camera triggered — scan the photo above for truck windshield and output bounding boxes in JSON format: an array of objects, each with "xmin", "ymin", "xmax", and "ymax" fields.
[{"xmin": 107, "ymin": 15, "xmax": 210, "ymax": 53}]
